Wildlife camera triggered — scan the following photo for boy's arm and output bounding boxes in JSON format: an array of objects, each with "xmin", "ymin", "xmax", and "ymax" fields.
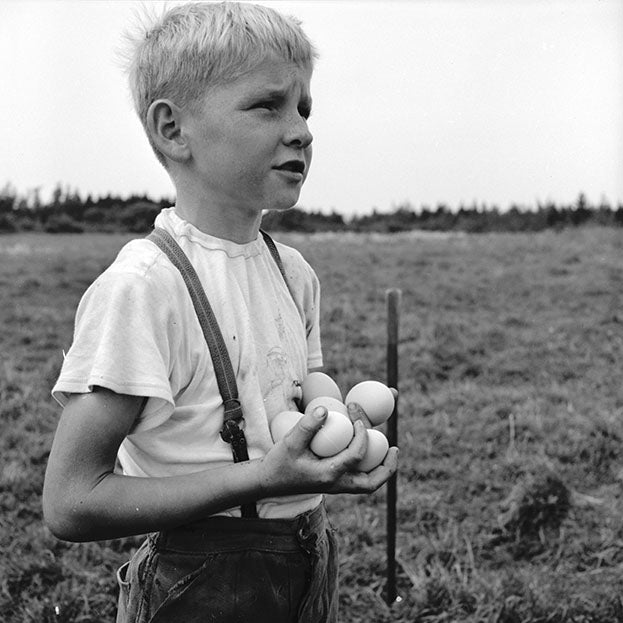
[{"xmin": 43, "ymin": 386, "xmax": 398, "ymax": 542}]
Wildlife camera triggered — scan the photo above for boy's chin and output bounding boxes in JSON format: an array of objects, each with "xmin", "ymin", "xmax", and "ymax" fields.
[{"xmin": 266, "ymin": 196, "xmax": 302, "ymax": 213}]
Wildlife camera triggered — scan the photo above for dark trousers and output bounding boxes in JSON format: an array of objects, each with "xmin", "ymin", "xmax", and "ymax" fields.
[{"xmin": 116, "ymin": 503, "xmax": 339, "ymax": 622}]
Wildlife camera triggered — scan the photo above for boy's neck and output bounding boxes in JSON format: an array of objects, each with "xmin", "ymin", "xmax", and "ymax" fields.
[{"xmin": 173, "ymin": 194, "xmax": 263, "ymax": 244}]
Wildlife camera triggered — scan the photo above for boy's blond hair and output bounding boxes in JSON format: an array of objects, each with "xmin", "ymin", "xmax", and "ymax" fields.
[{"xmin": 123, "ymin": 1, "xmax": 318, "ymax": 165}]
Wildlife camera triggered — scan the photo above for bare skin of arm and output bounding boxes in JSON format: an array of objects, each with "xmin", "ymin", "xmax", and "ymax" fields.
[{"xmin": 43, "ymin": 387, "xmax": 398, "ymax": 542}]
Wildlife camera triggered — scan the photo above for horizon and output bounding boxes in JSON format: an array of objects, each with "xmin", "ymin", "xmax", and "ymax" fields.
[{"xmin": 3, "ymin": 182, "xmax": 616, "ymax": 217}]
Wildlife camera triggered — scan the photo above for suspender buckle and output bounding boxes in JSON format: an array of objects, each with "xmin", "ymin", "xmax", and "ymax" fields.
[
  {"xmin": 220, "ymin": 418, "xmax": 248, "ymax": 458},
  {"xmin": 223, "ymin": 398, "xmax": 244, "ymax": 421}
]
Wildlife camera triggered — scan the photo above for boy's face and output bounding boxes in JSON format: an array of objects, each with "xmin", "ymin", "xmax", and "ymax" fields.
[{"xmin": 181, "ymin": 54, "xmax": 313, "ymax": 216}]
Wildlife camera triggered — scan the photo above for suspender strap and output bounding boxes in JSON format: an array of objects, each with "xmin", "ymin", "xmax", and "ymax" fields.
[
  {"xmin": 147, "ymin": 227, "xmax": 258, "ymax": 518},
  {"xmin": 261, "ymin": 229, "xmax": 297, "ymax": 305},
  {"xmin": 260, "ymin": 229, "xmax": 286, "ymax": 280}
]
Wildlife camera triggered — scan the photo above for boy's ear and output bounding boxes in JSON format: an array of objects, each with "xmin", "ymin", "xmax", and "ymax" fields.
[{"xmin": 146, "ymin": 99, "xmax": 191, "ymax": 164}]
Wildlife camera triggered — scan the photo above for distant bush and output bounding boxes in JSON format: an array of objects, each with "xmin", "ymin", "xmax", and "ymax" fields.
[
  {"xmin": 261, "ymin": 207, "xmax": 346, "ymax": 232},
  {"xmin": 0, "ymin": 212, "xmax": 17, "ymax": 232},
  {"xmin": 0, "ymin": 184, "xmax": 17, "ymax": 232},
  {"xmin": 83, "ymin": 206, "xmax": 108, "ymax": 225},
  {"xmin": 118, "ymin": 201, "xmax": 162, "ymax": 233},
  {"xmin": 43, "ymin": 214, "xmax": 84, "ymax": 233}
]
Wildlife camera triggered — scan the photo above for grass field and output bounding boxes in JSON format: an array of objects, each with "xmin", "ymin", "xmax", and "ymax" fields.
[{"xmin": 1, "ymin": 228, "xmax": 622, "ymax": 622}]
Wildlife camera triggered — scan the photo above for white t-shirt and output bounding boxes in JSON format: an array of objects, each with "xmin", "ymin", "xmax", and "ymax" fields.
[{"xmin": 52, "ymin": 208, "xmax": 324, "ymax": 518}]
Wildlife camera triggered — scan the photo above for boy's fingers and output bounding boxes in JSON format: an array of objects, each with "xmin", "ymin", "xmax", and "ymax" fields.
[
  {"xmin": 359, "ymin": 445, "xmax": 399, "ymax": 481},
  {"xmin": 389, "ymin": 387, "xmax": 398, "ymax": 400},
  {"xmin": 384, "ymin": 446, "xmax": 399, "ymax": 471},
  {"xmin": 343, "ymin": 419, "xmax": 368, "ymax": 463},
  {"xmin": 328, "ymin": 445, "xmax": 399, "ymax": 494},
  {"xmin": 355, "ymin": 446, "xmax": 399, "ymax": 490},
  {"xmin": 347, "ymin": 402, "xmax": 373, "ymax": 428}
]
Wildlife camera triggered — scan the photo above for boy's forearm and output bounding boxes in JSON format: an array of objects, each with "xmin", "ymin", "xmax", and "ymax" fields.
[
  {"xmin": 46, "ymin": 458, "xmax": 269, "ymax": 542},
  {"xmin": 42, "ymin": 389, "xmax": 272, "ymax": 541}
]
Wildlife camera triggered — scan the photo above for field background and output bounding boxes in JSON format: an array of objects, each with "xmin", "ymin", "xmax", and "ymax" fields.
[{"xmin": 1, "ymin": 228, "xmax": 622, "ymax": 622}]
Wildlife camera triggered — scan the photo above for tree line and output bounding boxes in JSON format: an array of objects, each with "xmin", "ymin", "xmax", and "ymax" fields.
[{"xmin": 1, "ymin": 183, "xmax": 622, "ymax": 234}]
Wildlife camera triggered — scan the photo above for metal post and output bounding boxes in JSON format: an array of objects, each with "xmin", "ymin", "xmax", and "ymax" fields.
[{"xmin": 385, "ymin": 288, "xmax": 401, "ymax": 605}]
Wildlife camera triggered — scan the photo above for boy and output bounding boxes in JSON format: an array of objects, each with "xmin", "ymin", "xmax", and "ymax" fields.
[{"xmin": 42, "ymin": 3, "xmax": 398, "ymax": 622}]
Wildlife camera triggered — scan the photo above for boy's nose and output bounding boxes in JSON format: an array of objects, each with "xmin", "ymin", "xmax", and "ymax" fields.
[{"xmin": 284, "ymin": 117, "xmax": 313, "ymax": 149}]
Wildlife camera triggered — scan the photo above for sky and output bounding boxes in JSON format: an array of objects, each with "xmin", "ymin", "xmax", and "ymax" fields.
[{"xmin": 1, "ymin": 0, "xmax": 622, "ymax": 216}]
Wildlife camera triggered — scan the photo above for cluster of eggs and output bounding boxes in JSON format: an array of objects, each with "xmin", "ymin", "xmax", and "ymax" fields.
[{"xmin": 270, "ymin": 372, "xmax": 394, "ymax": 472}]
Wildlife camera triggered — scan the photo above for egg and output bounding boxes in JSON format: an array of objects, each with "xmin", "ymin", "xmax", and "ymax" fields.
[
  {"xmin": 270, "ymin": 410, "xmax": 304, "ymax": 443},
  {"xmin": 345, "ymin": 380, "xmax": 395, "ymax": 426},
  {"xmin": 304, "ymin": 396, "xmax": 348, "ymax": 418},
  {"xmin": 301, "ymin": 372, "xmax": 342, "ymax": 410},
  {"xmin": 357, "ymin": 429, "xmax": 390, "ymax": 472},
  {"xmin": 310, "ymin": 411, "xmax": 354, "ymax": 457}
]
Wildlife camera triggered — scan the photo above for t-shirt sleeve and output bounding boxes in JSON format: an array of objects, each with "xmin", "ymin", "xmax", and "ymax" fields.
[{"xmin": 52, "ymin": 261, "xmax": 180, "ymax": 429}]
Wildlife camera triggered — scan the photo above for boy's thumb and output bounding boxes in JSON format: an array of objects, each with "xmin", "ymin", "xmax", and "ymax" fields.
[
  {"xmin": 311, "ymin": 405, "xmax": 328, "ymax": 421},
  {"xmin": 292, "ymin": 406, "xmax": 327, "ymax": 444}
]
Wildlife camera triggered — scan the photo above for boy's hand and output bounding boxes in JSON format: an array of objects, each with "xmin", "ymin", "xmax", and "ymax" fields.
[{"xmin": 258, "ymin": 406, "xmax": 399, "ymax": 497}]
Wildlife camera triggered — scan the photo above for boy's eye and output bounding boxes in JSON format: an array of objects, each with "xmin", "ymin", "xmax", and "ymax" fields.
[
  {"xmin": 249, "ymin": 99, "xmax": 311, "ymax": 119},
  {"xmin": 252, "ymin": 101, "xmax": 276, "ymax": 111}
]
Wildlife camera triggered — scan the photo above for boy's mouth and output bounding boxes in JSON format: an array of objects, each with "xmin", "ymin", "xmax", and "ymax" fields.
[{"xmin": 274, "ymin": 160, "xmax": 306, "ymax": 175}]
